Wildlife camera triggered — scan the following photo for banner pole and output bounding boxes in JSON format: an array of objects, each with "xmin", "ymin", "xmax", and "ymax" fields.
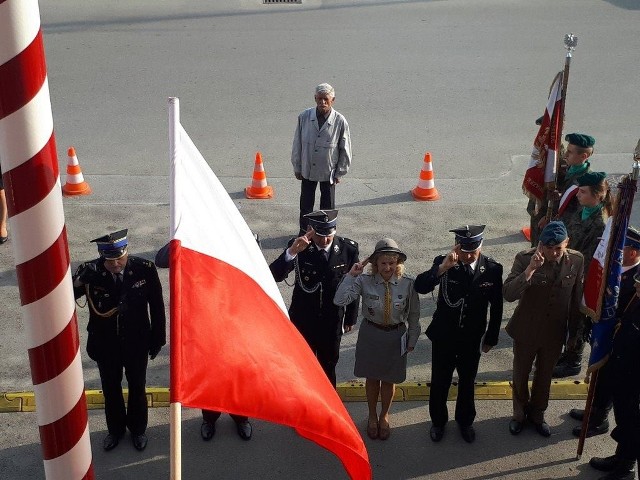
[{"xmin": 168, "ymin": 97, "xmax": 182, "ymax": 480}]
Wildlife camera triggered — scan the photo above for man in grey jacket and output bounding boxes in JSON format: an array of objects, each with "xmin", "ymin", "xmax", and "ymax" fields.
[{"xmin": 292, "ymin": 83, "xmax": 352, "ymax": 234}]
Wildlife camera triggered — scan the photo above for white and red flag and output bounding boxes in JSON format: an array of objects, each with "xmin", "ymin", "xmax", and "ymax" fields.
[
  {"xmin": 522, "ymin": 72, "xmax": 564, "ymax": 202},
  {"xmin": 166, "ymin": 98, "xmax": 370, "ymax": 480}
]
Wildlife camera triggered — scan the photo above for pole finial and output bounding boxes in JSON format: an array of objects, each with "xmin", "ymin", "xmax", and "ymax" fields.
[{"xmin": 564, "ymin": 33, "xmax": 578, "ymax": 52}]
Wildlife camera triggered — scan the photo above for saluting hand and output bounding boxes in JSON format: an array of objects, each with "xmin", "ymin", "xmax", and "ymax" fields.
[
  {"xmin": 348, "ymin": 257, "xmax": 370, "ymax": 277},
  {"xmin": 288, "ymin": 227, "xmax": 314, "ymax": 256},
  {"xmin": 438, "ymin": 244, "xmax": 459, "ymax": 276},
  {"xmin": 525, "ymin": 242, "xmax": 545, "ymax": 280}
]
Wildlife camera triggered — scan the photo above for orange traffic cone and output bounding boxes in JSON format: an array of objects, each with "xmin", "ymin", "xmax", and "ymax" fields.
[
  {"xmin": 411, "ymin": 152, "xmax": 440, "ymax": 201},
  {"xmin": 521, "ymin": 226, "xmax": 531, "ymax": 241},
  {"xmin": 62, "ymin": 147, "xmax": 91, "ymax": 196},
  {"xmin": 245, "ymin": 152, "xmax": 273, "ymax": 199}
]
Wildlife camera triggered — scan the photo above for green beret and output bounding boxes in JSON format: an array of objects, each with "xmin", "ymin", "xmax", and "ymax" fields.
[
  {"xmin": 565, "ymin": 133, "xmax": 595, "ymax": 148},
  {"xmin": 577, "ymin": 171, "xmax": 606, "ymax": 187}
]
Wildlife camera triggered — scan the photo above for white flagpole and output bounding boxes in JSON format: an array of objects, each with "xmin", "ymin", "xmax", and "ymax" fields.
[{"xmin": 168, "ymin": 96, "xmax": 182, "ymax": 480}]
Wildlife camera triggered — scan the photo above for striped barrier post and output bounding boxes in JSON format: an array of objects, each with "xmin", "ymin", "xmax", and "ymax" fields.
[{"xmin": 0, "ymin": 1, "xmax": 94, "ymax": 478}]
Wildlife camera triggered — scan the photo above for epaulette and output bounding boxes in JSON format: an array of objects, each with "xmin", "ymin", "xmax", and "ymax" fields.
[
  {"xmin": 129, "ymin": 255, "xmax": 154, "ymax": 268},
  {"xmin": 341, "ymin": 237, "xmax": 358, "ymax": 248},
  {"xmin": 484, "ymin": 256, "xmax": 501, "ymax": 265}
]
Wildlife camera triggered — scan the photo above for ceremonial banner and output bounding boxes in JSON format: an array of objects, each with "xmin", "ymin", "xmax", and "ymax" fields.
[
  {"xmin": 522, "ymin": 72, "xmax": 563, "ymax": 201},
  {"xmin": 583, "ymin": 175, "xmax": 636, "ymax": 372},
  {"xmin": 167, "ymin": 98, "xmax": 370, "ymax": 480}
]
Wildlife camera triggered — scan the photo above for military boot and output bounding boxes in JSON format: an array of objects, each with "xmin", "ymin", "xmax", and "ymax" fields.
[
  {"xmin": 572, "ymin": 407, "xmax": 610, "ymax": 438},
  {"xmin": 553, "ymin": 345, "xmax": 583, "ymax": 378},
  {"xmin": 597, "ymin": 460, "xmax": 636, "ymax": 480},
  {"xmin": 590, "ymin": 456, "xmax": 634, "ymax": 474}
]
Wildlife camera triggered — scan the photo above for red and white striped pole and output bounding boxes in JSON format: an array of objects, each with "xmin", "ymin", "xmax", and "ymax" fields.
[{"xmin": 0, "ymin": 1, "xmax": 94, "ymax": 478}]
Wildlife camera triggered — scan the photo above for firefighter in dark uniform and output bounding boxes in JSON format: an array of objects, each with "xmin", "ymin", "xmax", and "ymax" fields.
[
  {"xmin": 570, "ymin": 226, "xmax": 640, "ymax": 438},
  {"xmin": 73, "ymin": 230, "xmax": 166, "ymax": 452},
  {"xmin": 269, "ymin": 210, "xmax": 359, "ymax": 387},
  {"xmin": 414, "ymin": 225, "xmax": 503, "ymax": 443},
  {"xmin": 588, "ymin": 270, "xmax": 640, "ymax": 480}
]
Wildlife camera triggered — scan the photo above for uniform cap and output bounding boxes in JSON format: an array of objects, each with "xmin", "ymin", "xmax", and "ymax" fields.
[
  {"xmin": 91, "ymin": 229, "xmax": 128, "ymax": 259},
  {"xmin": 371, "ymin": 238, "xmax": 407, "ymax": 263},
  {"xmin": 626, "ymin": 226, "xmax": 640, "ymax": 250},
  {"xmin": 565, "ymin": 133, "xmax": 595, "ymax": 148},
  {"xmin": 304, "ymin": 209, "xmax": 338, "ymax": 236},
  {"xmin": 539, "ymin": 221, "xmax": 568, "ymax": 246},
  {"xmin": 450, "ymin": 225, "xmax": 485, "ymax": 252}
]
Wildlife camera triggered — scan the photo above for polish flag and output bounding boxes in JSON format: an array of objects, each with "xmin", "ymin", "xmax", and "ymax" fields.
[
  {"xmin": 167, "ymin": 98, "xmax": 370, "ymax": 480},
  {"xmin": 522, "ymin": 71, "xmax": 564, "ymax": 201}
]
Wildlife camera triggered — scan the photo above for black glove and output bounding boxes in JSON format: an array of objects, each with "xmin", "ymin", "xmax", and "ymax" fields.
[
  {"xmin": 149, "ymin": 344, "xmax": 162, "ymax": 360},
  {"xmin": 75, "ymin": 262, "xmax": 98, "ymax": 284}
]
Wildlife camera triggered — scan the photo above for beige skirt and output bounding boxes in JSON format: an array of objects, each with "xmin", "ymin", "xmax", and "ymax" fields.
[{"xmin": 354, "ymin": 319, "xmax": 408, "ymax": 384}]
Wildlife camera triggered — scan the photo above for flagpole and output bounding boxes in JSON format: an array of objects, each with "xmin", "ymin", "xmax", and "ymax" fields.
[
  {"xmin": 168, "ymin": 96, "xmax": 182, "ymax": 480},
  {"xmin": 545, "ymin": 33, "xmax": 577, "ymax": 221}
]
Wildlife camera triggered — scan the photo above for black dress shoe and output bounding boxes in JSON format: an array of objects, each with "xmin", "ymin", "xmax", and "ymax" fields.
[
  {"xmin": 552, "ymin": 362, "xmax": 581, "ymax": 378},
  {"xmin": 236, "ymin": 420, "xmax": 252, "ymax": 440},
  {"xmin": 102, "ymin": 433, "xmax": 121, "ymax": 451},
  {"xmin": 590, "ymin": 455, "xmax": 623, "ymax": 472},
  {"xmin": 572, "ymin": 419, "xmax": 609, "ymax": 438},
  {"xmin": 534, "ymin": 421, "xmax": 551, "ymax": 437},
  {"xmin": 200, "ymin": 421, "xmax": 216, "ymax": 440},
  {"xmin": 459, "ymin": 425, "xmax": 476, "ymax": 443},
  {"xmin": 508, "ymin": 420, "xmax": 523, "ymax": 435},
  {"xmin": 429, "ymin": 425, "xmax": 444, "ymax": 442},
  {"xmin": 597, "ymin": 470, "xmax": 636, "ymax": 480},
  {"xmin": 569, "ymin": 408, "xmax": 584, "ymax": 421},
  {"xmin": 0, "ymin": 236, "xmax": 8, "ymax": 245},
  {"xmin": 132, "ymin": 433, "xmax": 148, "ymax": 451}
]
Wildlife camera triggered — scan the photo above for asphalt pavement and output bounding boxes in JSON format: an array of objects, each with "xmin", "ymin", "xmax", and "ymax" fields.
[{"xmin": 2, "ymin": 0, "xmax": 640, "ymax": 478}]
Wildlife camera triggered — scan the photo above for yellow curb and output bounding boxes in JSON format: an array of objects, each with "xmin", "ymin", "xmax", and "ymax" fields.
[{"xmin": 0, "ymin": 381, "xmax": 590, "ymax": 413}]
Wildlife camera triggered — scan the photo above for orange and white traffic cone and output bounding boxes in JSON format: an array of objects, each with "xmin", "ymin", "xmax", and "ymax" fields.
[
  {"xmin": 521, "ymin": 226, "xmax": 531, "ymax": 242},
  {"xmin": 411, "ymin": 152, "xmax": 440, "ymax": 201},
  {"xmin": 62, "ymin": 146, "xmax": 91, "ymax": 196},
  {"xmin": 245, "ymin": 151, "xmax": 273, "ymax": 199}
]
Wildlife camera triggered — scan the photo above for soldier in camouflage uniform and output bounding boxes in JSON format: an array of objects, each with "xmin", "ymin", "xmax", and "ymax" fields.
[
  {"xmin": 528, "ymin": 133, "xmax": 595, "ymax": 247},
  {"xmin": 554, "ymin": 171, "xmax": 613, "ymax": 377}
]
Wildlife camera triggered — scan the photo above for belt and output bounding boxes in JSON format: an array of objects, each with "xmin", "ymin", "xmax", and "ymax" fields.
[{"xmin": 366, "ymin": 318, "xmax": 401, "ymax": 331}]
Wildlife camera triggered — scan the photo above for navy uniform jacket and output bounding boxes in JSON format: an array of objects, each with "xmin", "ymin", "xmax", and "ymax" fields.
[
  {"xmin": 270, "ymin": 236, "xmax": 359, "ymax": 338},
  {"xmin": 414, "ymin": 254, "xmax": 503, "ymax": 347},
  {"xmin": 73, "ymin": 256, "xmax": 166, "ymax": 361}
]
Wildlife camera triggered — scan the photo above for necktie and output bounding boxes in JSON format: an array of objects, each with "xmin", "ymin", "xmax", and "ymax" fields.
[
  {"xmin": 465, "ymin": 264, "xmax": 473, "ymax": 278},
  {"xmin": 114, "ymin": 273, "xmax": 123, "ymax": 291},
  {"xmin": 383, "ymin": 282, "xmax": 392, "ymax": 325}
]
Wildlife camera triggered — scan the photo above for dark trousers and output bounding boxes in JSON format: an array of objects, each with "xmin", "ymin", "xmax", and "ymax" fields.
[
  {"xmin": 298, "ymin": 327, "xmax": 341, "ymax": 388},
  {"xmin": 97, "ymin": 347, "xmax": 149, "ymax": 436},
  {"xmin": 512, "ymin": 339, "xmax": 563, "ymax": 423},
  {"xmin": 429, "ymin": 341, "xmax": 481, "ymax": 427},
  {"xmin": 611, "ymin": 383, "xmax": 640, "ymax": 462},
  {"xmin": 589, "ymin": 360, "xmax": 614, "ymax": 420},
  {"xmin": 299, "ymin": 178, "xmax": 335, "ymax": 233},
  {"xmin": 202, "ymin": 410, "xmax": 248, "ymax": 424}
]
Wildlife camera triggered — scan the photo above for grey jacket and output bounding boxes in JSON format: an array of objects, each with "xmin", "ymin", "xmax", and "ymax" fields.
[{"xmin": 291, "ymin": 107, "xmax": 351, "ymax": 182}]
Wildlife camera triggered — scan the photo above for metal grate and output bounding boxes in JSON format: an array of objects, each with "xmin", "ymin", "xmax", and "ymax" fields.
[{"xmin": 263, "ymin": 0, "xmax": 301, "ymax": 4}]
